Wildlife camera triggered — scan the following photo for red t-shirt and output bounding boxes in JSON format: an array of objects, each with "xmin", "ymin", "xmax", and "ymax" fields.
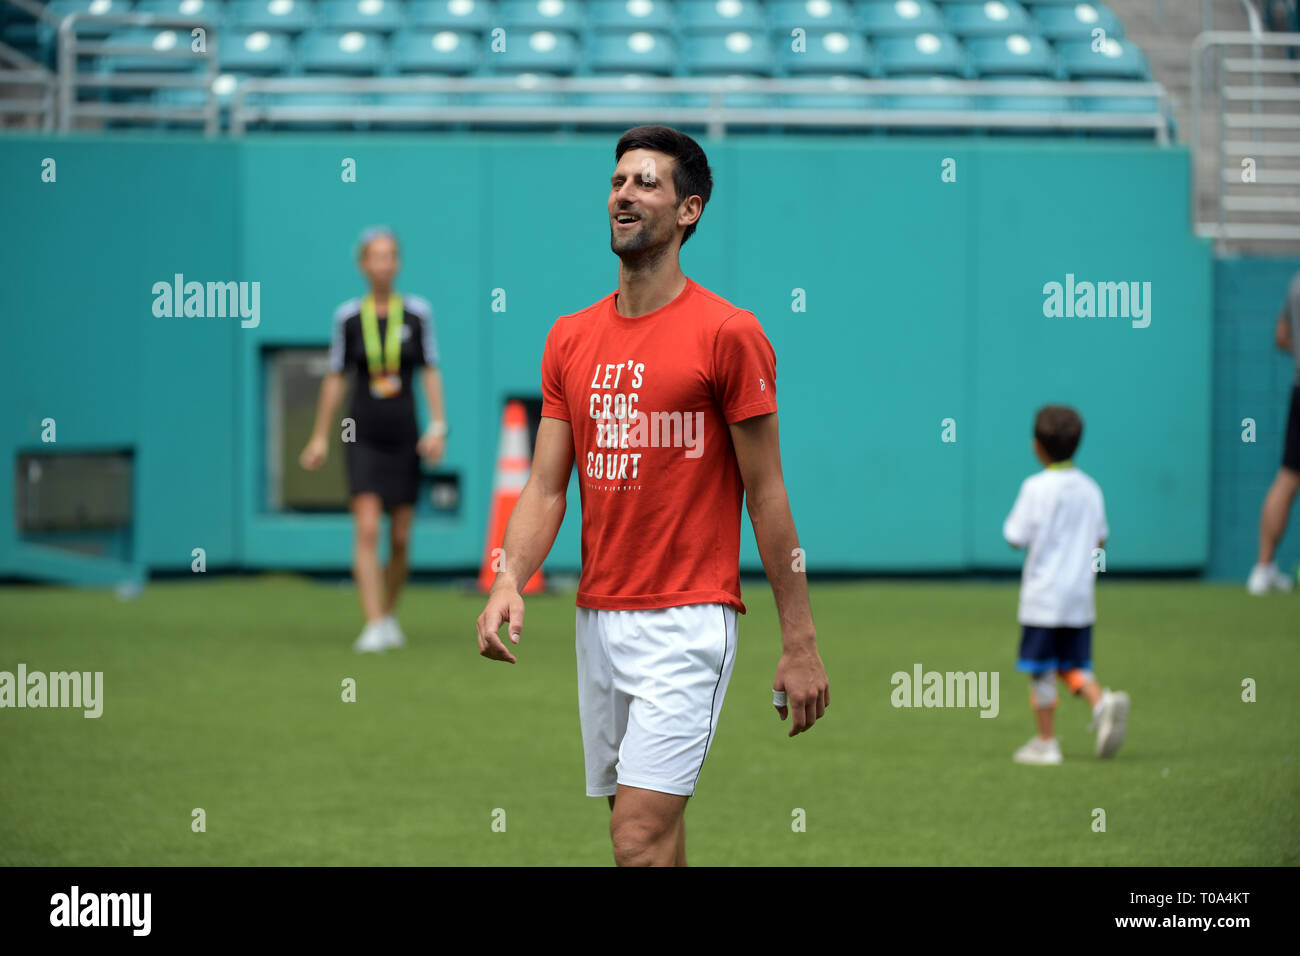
[{"xmin": 541, "ymin": 277, "xmax": 778, "ymax": 613}]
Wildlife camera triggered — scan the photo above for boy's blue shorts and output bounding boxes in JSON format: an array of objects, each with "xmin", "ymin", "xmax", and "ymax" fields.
[{"xmin": 1016, "ymin": 625, "xmax": 1093, "ymax": 675}]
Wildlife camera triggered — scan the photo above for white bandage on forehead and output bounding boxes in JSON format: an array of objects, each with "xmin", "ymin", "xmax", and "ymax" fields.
[{"xmin": 1031, "ymin": 672, "xmax": 1058, "ymax": 707}]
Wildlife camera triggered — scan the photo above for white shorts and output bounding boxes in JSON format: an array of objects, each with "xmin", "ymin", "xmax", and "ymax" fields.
[{"xmin": 575, "ymin": 602, "xmax": 738, "ymax": 798}]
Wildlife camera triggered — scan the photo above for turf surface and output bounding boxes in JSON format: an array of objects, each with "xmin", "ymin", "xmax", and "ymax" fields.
[{"xmin": 1, "ymin": 577, "xmax": 1296, "ymax": 865}]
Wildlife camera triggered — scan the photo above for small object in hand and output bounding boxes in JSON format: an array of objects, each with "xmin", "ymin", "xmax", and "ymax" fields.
[{"xmin": 773, "ymin": 690, "xmax": 787, "ymax": 708}]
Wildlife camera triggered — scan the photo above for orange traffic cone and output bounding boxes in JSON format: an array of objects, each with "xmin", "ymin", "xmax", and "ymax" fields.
[{"xmin": 479, "ymin": 400, "xmax": 545, "ymax": 594}]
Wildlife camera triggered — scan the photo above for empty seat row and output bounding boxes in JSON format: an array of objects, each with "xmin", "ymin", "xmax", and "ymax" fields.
[
  {"xmin": 144, "ymin": 75, "xmax": 1157, "ymax": 120},
  {"xmin": 91, "ymin": 25, "xmax": 1151, "ymax": 80},
  {"xmin": 18, "ymin": 0, "xmax": 1127, "ymax": 41}
]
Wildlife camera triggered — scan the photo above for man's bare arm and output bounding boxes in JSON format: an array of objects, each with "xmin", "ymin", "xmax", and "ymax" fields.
[
  {"xmin": 475, "ymin": 416, "xmax": 574, "ymax": 662},
  {"xmin": 729, "ymin": 412, "xmax": 829, "ymax": 736},
  {"xmin": 1276, "ymin": 308, "xmax": 1293, "ymax": 354}
]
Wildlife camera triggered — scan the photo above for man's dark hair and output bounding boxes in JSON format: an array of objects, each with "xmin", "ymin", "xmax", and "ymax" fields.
[
  {"xmin": 615, "ymin": 125, "xmax": 713, "ymax": 248},
  {"xmin": 1034, "ymin": 405, "xmax": 1084, "ymax": 462}
]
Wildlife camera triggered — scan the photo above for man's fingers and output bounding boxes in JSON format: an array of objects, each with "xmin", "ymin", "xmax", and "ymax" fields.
[
  {"xmin": 477, "ymin": 606, "xmax": 502, "ymax": 645},
  {"xmin": 476, "ymin": 606, "xmax": 517, "ymax": 663},
  {"xmin": 788, "ymin": 694, "xmax": 807, "ymax": 737},
  {"xmin": 488, "ymin": 633, "xmax": 517, "ymax": 663},
  {"xmin": 508, "ymin": 595, "xmax": 525, "ymax": 644},
  {"xmin": 481, "ymin": 630, "xmax": 517, "ymax": 663}
]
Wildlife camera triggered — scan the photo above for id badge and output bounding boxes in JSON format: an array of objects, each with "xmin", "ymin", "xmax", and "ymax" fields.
[{"xmin": 370, "ymin": 374, "xmax": 401, "ymax": 399}]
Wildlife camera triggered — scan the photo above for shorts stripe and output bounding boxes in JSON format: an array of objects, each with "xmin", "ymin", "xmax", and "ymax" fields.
[{"xmin": 691, "ymin": 605, "xmax": 730, "ymax": 793}]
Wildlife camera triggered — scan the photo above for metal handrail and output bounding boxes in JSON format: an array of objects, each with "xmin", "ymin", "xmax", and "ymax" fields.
[
  {"xmin": 1189, "ymin": 30, "xmax": 1300, "ymax": 248},
  {"xmin": 229, "ymin": 74, "xmax": 1171, "ymax": 141},
  {"xmin": 56, "ymin": 10, "xmax": 219, "ymax": 133}
]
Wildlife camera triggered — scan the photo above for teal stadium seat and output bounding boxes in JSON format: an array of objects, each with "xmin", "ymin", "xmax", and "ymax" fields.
[
  {"xmin": 676, "ymin": 0, "xmax": 766, "ymax": 34},
  {"xmin": 767, "ymin": 0, "xmax": 857, "ymax": 33},
  {"xmin": 587, "ymin": 29, "xmax": 677, "ymax": 73},
  {"xmin": 482, "ymin": 27, "xmax": 581, "ymax": 72},
  {"xmin": 853, "ymin": 0, "xmax": 943, "ymax": 37},
  {"xmin": 298, "ymin": 27, "xmax": 387, "ymax": 71},
  {"xmin": 136, "ymin": 0, "xmax": 228, "ymax": 27},
  {"xmin": 405, "ymin": 0, "xmax": 497, "ymax": 32},
  {"xmin": 974, "ymin": 32, "xmax": 1068, "ymax": 115},
  {"xmin": 1056, "ymin": 36, "xmax": 1147, "ymax": 79},
  {"xmin": 967, "ymin": 31, "xmax": 1056, "ymax": 76},
  {"xmin": 379, "ymin": 29, "xmax": 468, "ymax": 116},
  {"xmin": 317, "ymin": 0, "xmax": 403, "ymax": 32},
  {"xmin": 391, "ymin": 27, "xmax": 482, "ymax": 71},
  {"xmin": 1031, "ymin": 1, "xmax": 1122, "ymax": 42},
  {"xmin": 778, "ymin": 30, "xmax": 876, "ymax": 111},
  {"xmin": 778, "ymin": 28, "xmax": 872, "ymax": 75},
  {"xmin": 1058, "ymin": 37, "xmax": 1155, "ymax": 116},
  {"xmin": 940, "ymin": 0, "xmax": 1033, "ymax": 38},
  {"xmin": 681, "ymin": 28, "xmax": 775, "ymax": 73},
  {"xmin": 585, "ymin": 0, "xmax": 675, "ymax": 32},
  {"xmin": 218, "ymin": 27, "xmax": 294, "ymax": 70},
  {"xmin": 227, "ymin": 0, "xmax": 315, "ymax": 32},
  {"xmin": 153, "ymin": 70, "xmax": 243, "ymax": 106},
  {"xmin": 877, "ymin": 31, "xmax": 972, "ymax": 113},
  {"xmin": 875, "ymin": 29, "xmax": 966, "ymax": 75},
  {"xmin": 44, "ymin": 0, "xmax": 136, "ymax": 40},
  {"xmin": 497, "ymin": 0, "xmax": 587, "ymax": 32},
  {"xmin": 97, "ymin": 25, "xmax": 206, "ymax": 70}
]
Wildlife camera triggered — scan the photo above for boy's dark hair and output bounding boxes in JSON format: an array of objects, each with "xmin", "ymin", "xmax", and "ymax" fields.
[
  {"xmin": 1034, "ymin": 405, "xmax": 1084, "ymax": 462},
  {"xmin": 615, "ymin": 125, "xmax": 713, "ymax": 247}
]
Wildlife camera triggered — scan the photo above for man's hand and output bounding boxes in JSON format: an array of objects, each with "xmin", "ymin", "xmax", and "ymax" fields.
[
  {"xmin": 773, "ymin": 638, "xmax": 829, "ymax": 737},
  {"xmin": 476, "ymin": 583, "xmax": 525, "ymax": 664}
]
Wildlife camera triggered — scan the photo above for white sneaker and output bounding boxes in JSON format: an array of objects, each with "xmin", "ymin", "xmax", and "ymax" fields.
[
  {"xmin": 1094, "ymin": 689, "xmax": 1130, "ymax": 758},
  {"xmin": 381, "ymin": 614, "xmax": 406, "ymax": 649},
  {"xmin": 1248, "ymin": 563, "xmax": 1294, "ymax": 595},
  {"xmin": 1013, "ymin": 736, "xmax": 1063, "ymax": 765},
  {"xmin": 353, "ymin": 621, "xmax": 389, "ymax": 653},
  {"xmin": 1272, "ymin": 566, "xmax": 1295, "ymax": 592}
]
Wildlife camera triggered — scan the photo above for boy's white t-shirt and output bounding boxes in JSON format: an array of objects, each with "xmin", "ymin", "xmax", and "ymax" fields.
[{"xmin": 1003, "ymin": 465, "xmax": 1109, "ymax": 627}]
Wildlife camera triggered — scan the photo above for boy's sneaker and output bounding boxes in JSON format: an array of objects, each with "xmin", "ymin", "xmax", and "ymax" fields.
[
  {"xmin": 381, "ymin": 614, "xmax": 406, "ymax": 649},
  {"xmin": 1013, "ymin": 737, "xmax": 1063, "ymax": 765},
  {"xmin": 1094, "ymin": 689, "xmax": 1130, "ymax": 758},
  {"xmin": 1247, "ymin": 563, "xmax": 1294, "ymax": 595},
  {"xmin": 353, "ymin": 621, "xmax": 389, "ymax": 653}
]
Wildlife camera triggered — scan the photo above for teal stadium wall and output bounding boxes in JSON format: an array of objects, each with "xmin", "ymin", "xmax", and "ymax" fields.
[
  {"xmin": 1210, "ymin": 257, "xmax": 1300, "ymax": 581},
  {"xmin": 0, "ymin": 133, "xmax": 1223, "ymax": 582}
]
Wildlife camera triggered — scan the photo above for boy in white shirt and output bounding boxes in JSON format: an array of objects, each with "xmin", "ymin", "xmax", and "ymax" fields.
[{"xmin": 1003, "ymin": 405, "xmax": 1129, "ymax": 766}]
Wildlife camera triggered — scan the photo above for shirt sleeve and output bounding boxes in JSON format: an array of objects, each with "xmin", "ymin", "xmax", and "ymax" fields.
[
  {"xmin": 540, "ymin": 320, "xmax": 569, "ymax": 421},
  {"xmin": 1003, "ymin": 479, "xmax": 1036, "ymax": 547},
  {"xmin": 1097, "ymin": 487, "xmax": 1109, "ymax": 544},
  {"xmin": 712, "ymin": 311, "xmax": 778, "ymax": 424},
  {"xmin": 408, "ymin": 298, "xmax": 440, "ymax": 369},
  {"xmin": 328, "ymin": 302, "xmax": 351, "ymax": 374}
]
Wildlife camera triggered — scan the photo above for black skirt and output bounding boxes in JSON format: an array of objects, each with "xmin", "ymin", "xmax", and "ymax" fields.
[{"xmin": 345, "ymin": 439, "xmax": 420, "ymax": 510}]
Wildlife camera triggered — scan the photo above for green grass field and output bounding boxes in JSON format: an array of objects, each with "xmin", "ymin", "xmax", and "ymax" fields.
[{"xmin": 1, "ymin": 577, "xmax": 1296, "ymax": 866}]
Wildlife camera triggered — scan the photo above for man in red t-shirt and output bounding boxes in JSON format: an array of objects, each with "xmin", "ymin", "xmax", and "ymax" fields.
[{"xmin": 475, "ymin": 125, "xmax": 829, "ymax": 866}]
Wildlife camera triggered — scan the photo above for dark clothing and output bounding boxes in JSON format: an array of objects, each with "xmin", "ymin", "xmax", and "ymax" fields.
[
  {"xmin": 329, "ymin": 294, "xmax": 439, "ymax": 507},
  {"xmin": 1016, "ymin": 625, "xmax": 1093, "ymax": 675}
]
